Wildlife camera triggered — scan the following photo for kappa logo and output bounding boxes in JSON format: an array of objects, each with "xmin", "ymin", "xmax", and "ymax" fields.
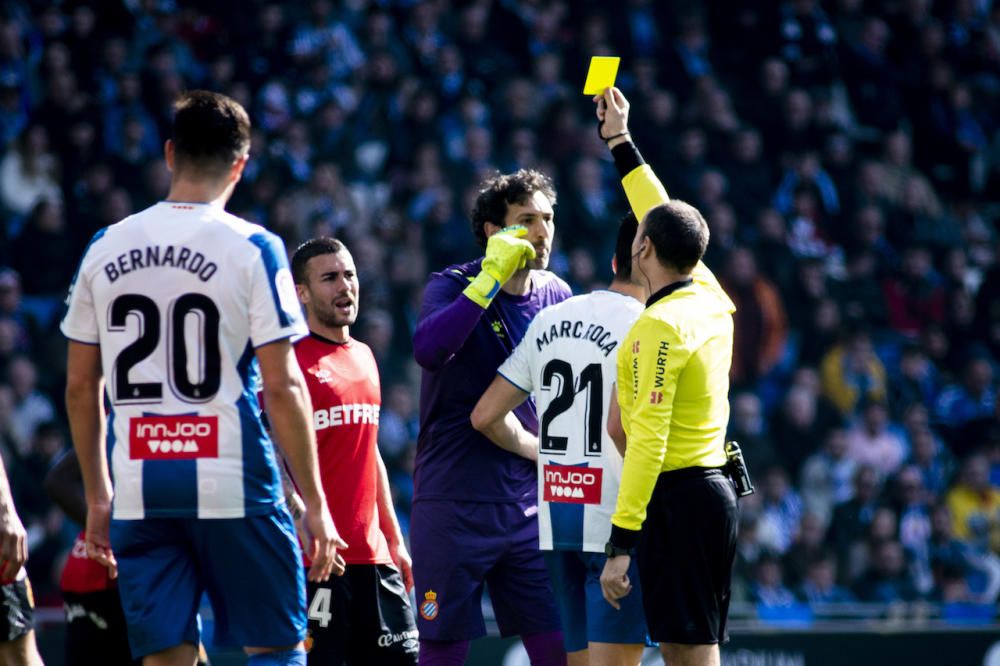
[
  {"xmin": 130, "ymin": 415, "xmax": 219, "ymax": 460},
  {"xmin": 650, "ymin": 391, "xmax": 663, "ymax": 404},
  {"xmin": 420, "ymin": 590, "xmax": 439, "ymax": 621}
]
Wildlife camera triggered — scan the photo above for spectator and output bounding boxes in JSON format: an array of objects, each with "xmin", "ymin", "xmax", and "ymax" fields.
[
  {"xmin": 892, "ymin": 466, "xmax": 934, "ymax": 591},
  {"xmin": 6, "ymin": 355, "xmax": 55, "ymax": 456},
  {"xmin": 0, "ymin": 124, "xmax": 61, "ymax": 221},
  {"xmin": 750, "ymin": 552, "xmax": 798, "ymax": 607},
  {"xmin": 974, "ymin": 258, "xmax": 1000, "ymax": 360},
  {"xmin": 908, "ymin": 425, "xmax": 954, "ymax": 497},
  {"xmin": 869, "ymin": 131, "xmax": 943, "ymax": 219},
  {"xmin": 883, "ymin": 245, "xmax": 947, "ymax": 338},
  {"xmin": 777, "ymin": 0, "xmax": 839, "ymax": 89},
  {"xmin": 0, "ymin": 268, "xmax": 36, "ymax": 343},
  {"xmin": 771, "ymin": 378, "xmax": 841, "ymax": 475},
  {"xmin": 800, "ymin": 427, "xmax": 857, "ymax": 526},
  {"xmin": 750, "ymin": 207, "xmax": 798, "ymax": 299},
  {"xmin": 828, "ymin": 465, "xmax": 882, "ymax": 575},
  {"xmin": 928, "ymin": 504, "xmax": 1000, "ymax": 604},
  {"xmin": 798, "ymin": 552, "xmax": 856, "ymax": 604},
  {"xmin": 722, "ymin": 247, "xmax": 789, "ymax": 388},
  {"xmin": 891, "ymin": 344, "xmax": 940, "ymax": 415},
  {"xmin": 378, "ymin": 383, "xmax": 418, "ymax": 463},
  {"xmin": 841, "ymin": 16, "xmax": 903, "ymax": 130},
  {"xmin": 935, "ymin": 356, "xmax": 996, "ymax": 431},
  {"xmin": 845, "ymin": 400, "xmax": 907, "ymax": 477},
  {"xmin": 784, "ymin": 512, "xmax": 828, "ymax": 586},
  {"xmin": 758, "ymin": 466, "xmax": 805, "ymax": 554},
  {"xmin": 853, "ymin": 540, "xmax": 922, "ymax": 602},
  {"xmin": 723, "ymin": 129, "xmax": 774, "ymax": 219},
  {"xmin": 728, "ymin": 392, "xmax": 781, "ymax": 472},
  {"xmin": 833, "ymin": 250, "xmax": 889, "ymax": 328},
  {"xmin": 9, "ymin": 199, "xmax": 78, "ymax": 326},
  {"xmin": 733, "ymin": 512, "xmax": 766, "ymax": 602},
  {"xmin": 947, "ymin": 455, "xmax": 1000, "ymax": 554},
  {"xmin": 821, "ymin": 328, "xmax": 888, "ymax": 417}
]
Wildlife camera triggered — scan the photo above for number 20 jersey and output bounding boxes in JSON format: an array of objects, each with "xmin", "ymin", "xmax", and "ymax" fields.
[
  {"xmin": 61, "ymin": 202, "xmax": 307, "ymax": 520},
  {"xmin": 498, "ymin": 291, "xmax": 643, "ymax": 552}
]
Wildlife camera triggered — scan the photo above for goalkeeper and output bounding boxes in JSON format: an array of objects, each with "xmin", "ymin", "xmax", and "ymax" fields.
[{"xmin": 410, "ymin": 170, "xmax": 570, "ymax": 665}]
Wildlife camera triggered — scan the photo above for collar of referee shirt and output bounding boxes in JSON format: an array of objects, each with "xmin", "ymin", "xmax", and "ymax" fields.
[{"xmin": 645, "ymin": 278, "xmax": 694, "ymax": 308}]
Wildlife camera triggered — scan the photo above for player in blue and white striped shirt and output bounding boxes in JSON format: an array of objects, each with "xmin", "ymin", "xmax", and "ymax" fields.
[
  {"xmin": 472, "ymin": 215, "xmax": 649, "ymax": 665},
  {"xmin": 62, "ymin": 91, "xmax": 344, "ymax": 666}
]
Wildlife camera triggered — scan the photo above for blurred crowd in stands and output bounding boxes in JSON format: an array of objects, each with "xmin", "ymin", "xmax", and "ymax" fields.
[{"xmin": 1, "ymin": 0, "xmax": 1000, "ymax": 621}]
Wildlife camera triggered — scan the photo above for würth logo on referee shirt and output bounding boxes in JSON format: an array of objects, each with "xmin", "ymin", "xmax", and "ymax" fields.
[
  {"xmin": 650, "ymin": 392, "xmax": 663, "ymax": 404},
  {"xmin": 130, "ymin": 415, "xmax": 219, "ymax": 460},
  {"xmin": 543, "ymin": 465, "xmax": 603, "ymax": 504}
]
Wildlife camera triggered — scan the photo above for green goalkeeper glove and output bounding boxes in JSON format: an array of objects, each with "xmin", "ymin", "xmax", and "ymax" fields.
[{"xmin": 463, "ymin": 225, "xmax": 537, "ymax": 308}]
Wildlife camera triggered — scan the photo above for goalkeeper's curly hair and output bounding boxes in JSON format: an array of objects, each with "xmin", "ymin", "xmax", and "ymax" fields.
[{"xmin": 470, "ymin": 169, "xmax": 556, "ymax": 248}]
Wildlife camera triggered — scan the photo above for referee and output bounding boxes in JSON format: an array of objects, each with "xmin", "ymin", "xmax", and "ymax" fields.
[{"xmin": 596, "ymin": 87, "xmax": 740, "ymax": 666}]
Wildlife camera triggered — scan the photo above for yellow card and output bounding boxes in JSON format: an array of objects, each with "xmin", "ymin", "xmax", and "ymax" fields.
[{"xmin": 582, "ymin": 56, "xmax": 620, "ymax": 95}]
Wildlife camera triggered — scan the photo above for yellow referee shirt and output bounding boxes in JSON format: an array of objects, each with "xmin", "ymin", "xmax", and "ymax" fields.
[{"xmin": 610, "ymin": 161, "xmax": 736, "ymax": 534}]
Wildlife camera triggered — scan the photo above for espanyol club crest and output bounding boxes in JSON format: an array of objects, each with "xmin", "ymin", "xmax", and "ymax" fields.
[{"xmin": 420, "ymin": 590, "xmax": 439, "ymax": 621}]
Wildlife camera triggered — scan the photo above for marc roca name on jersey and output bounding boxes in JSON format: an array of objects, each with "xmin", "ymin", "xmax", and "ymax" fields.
[{"xmin": 535, "ymin": 319, "xmax": 618, "ymax": 357}]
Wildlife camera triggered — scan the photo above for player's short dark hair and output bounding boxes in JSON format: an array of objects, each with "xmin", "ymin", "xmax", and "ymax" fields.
[
  {"xmin": 470, "ymin": 169, "xmax": 556, "ymax": 248},
  {"xmin": 291, "ymin": 237, "xmax": 346, "ymax": 284},
  {"xmin": 641, "ymin": 200, "xmax": 709, "ymax": 273},
  {"xmin": 613, "ymin": 211, "xmax": 637, "ymax": 282},
  {"xmin": 171, "ymin": 90, "xmax": 251, "ymax": 178}
]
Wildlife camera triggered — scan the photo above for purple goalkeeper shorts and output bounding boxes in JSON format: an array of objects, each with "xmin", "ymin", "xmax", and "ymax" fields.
[{"xmin": 410, "ymin": 499, "xmax": 562, "ymax": 641}]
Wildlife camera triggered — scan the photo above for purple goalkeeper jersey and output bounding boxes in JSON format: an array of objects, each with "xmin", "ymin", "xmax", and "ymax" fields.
[{"xmin": 413, "ymin": 259, "xmax": 571, "ymax": 503}]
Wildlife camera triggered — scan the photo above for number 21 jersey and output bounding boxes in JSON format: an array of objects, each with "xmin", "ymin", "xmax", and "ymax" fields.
[
  {"xmin": 498, "ymin": 290, "xmax": 643, "ymax": 552},
  {"xmin": 61, "ymin": 202, "xmax": 306, "ymax": 520}
]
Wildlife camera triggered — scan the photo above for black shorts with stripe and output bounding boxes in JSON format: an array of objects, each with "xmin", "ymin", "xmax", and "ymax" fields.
[
  {"xmin": 637, "ymin": 467, "xmax": 739, "ymax": 645},
  {"xmin": 1, "ymin": 575, "xmax": 34, "ymax": 643},
  {"xmin": 306, "ymin": 563, "xmax": 417, "ymax": 665}
]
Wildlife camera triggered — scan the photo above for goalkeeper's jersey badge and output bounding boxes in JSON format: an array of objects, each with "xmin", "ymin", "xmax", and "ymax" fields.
[{"xmin": 420, "ymin": 590, "xmax": 439, "ymax": 621}]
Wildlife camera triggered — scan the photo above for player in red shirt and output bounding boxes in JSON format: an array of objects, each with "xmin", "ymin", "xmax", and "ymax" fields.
[
  {"xmin": 45, "ymin": 449, "xmax": 212, "ymax": 666},
  {"xmin": 289, "ymin": 237, "xmax": 418, "ymax": 665}
]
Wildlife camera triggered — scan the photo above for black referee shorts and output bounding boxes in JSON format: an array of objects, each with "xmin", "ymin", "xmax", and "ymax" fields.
[{"xmin": 637, "ymin": 467, "xmax": 739, "ymax": 645}]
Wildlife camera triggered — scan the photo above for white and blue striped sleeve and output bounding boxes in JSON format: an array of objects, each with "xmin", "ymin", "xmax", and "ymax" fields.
[{"xmin": 247, "ymin": 232, "xmax": 307, "ymax": 347}]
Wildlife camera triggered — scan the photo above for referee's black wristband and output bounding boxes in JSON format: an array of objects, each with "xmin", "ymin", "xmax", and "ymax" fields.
[
  {"xmin": 611, "ymin": 141, "xmax": 645, "ymax": 179},
  {"xmin": 609, "ymin": 524, "xmax": 641, "ymax": 551}
]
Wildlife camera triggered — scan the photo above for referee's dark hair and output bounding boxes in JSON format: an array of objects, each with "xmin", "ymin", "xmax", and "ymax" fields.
[
  {"xmin": 171, "ymin": 90, "xmax": 251, "ymax": 179},
  {"xmin": 470, "ymin": 169, "xmax": 556, "ymax": 248},
  {"xmin": 613, "ymin": 211, "xmax": 637, "ymax": 282},
  {"xmin": 642, "ymin": 200, "xmax": 709, "ymax": 274},
  {"xmin": 292, "ymin": 237, "xmax": 347, "ymax": 284}
]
